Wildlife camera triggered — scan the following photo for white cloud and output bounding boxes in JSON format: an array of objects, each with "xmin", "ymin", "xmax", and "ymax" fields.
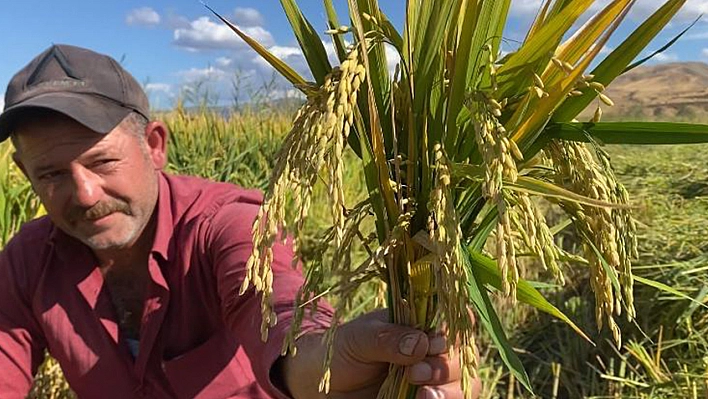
[
  {"xmin": 268, "ymin": 46, "xmax": 303, "ymax": 60},
  {"xmin": 385, "ymin": 44, "xmax": 401, "ymax": 76},
  {"xmin": 126, "ymin": 7, "xmax": 161, "ymax": 27},
  {"xmin": 643, "ymin": 0, "xmax": 708, "ymax": 22},
  {"xmin": 680, "ymin": 0, "xmax": 708, "ymax": 19},
  {"xmin": 687, "ymin": 30, "xmax": 708, "ymax": 40},
  {"xmin": 323, "ymin": 41, "xmax": 339, "ymax": 64},
  {"xmin": 177, "ymin": 66, "xmax": 230, "ymax": 82},
  {"xmin": 252, "ymin": 46, "xmax": 307, "ymax": 74},
  {"xmin": 144, "ymin": 83, "xmax": 172, "ymax": 94},
  {"xmin": 605, "ymin": 1, "xmax": 708, "ymax": 22},
  {"xmin": 268, "ymin": 88, "xmax": 306, "ymax": 100},
  {"xmin": 216, "ymin": 57, "xmax": 233, "ymax": 68},
  {"xmin": 165, "ymin": 11, "xmax": 191, "ymax": 29},
  {"xmin": 650, "ymin": 52, "xmax": 680, "ymax": 63},
  {"xmin": 233, "ymin": 8, "xmax": 264, "ymax": 27},
  {"xmin": 0, "ymin": 95, "xmax": 4, "ymax": 111},
  {"xmin": 702, "ymin": 48, "xmax": 708, "ymax": 57},
  {"xmin": 510, "ymin": 1, "xmax": 708, "ymax": 25},
  {"xmin": 173, "ymin": 16, "xmax": 274, "ymax": 52}
]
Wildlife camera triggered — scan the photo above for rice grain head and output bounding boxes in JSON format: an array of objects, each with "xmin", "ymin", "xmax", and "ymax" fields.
[
  {"xmin": 245, "ymin": 48, "xmax": 365, "ymax": 340},
  {"xmin": 547, "ymin": 140, "xmax": 636, "ymax": 343},
  {"xmin": 470, "ymin": 95, "xmax": 522, "ymax": 298}
]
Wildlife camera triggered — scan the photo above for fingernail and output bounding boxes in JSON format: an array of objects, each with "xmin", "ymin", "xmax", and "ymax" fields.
[
  {"xmin": 399, "ymin": 333, "xmax": 422, "ymax": 356},
  {"xmin": 410, "ymin": 362, "xmax": 432, "ymax": 383},
  {"xmin": 429, "ymin": 335, "xmax": 447, "ymax": 355},
  {"xmin": 417, "ymin": 386, "xmax": 442, "ymax": 399}
]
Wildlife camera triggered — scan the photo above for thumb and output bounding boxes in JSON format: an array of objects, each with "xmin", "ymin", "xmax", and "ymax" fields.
[{"xmin": 337, "ymin": 314, "xmax": 429, "ymax": 366}]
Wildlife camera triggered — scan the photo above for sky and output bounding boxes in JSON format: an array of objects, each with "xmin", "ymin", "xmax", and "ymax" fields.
[{"xmin": 1, "ymin": 1, "xmax": 708, "ymax": 110}]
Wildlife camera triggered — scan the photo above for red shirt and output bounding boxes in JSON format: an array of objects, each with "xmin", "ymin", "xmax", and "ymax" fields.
[{"xmin": 0, "ymin": 173, "xmax": 331, "ymax": 398}]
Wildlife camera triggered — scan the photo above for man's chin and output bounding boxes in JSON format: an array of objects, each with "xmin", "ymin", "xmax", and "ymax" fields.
[
  {"xmin": 74, "ymin": 230, "xmax": 139, "ymax": 251},
  {"xmin": 81, "ymin": 237, "xmax": 133, "ymax": 251}
]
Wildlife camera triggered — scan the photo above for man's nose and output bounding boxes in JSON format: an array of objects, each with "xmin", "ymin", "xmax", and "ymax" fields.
[{"xmin": 70, "ymin": 166, "xmax": 103, "ymax": 207}]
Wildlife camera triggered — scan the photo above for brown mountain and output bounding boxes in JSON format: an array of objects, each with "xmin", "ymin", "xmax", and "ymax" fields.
[{"xmin": 580, "ymin": 61, "xmax": 708, "ymax": 120}]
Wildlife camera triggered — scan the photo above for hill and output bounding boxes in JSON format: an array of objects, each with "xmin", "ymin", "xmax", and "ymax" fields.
[{"xmin": 581, "ymin": 61, "xmax": 708, "ymax": 120}]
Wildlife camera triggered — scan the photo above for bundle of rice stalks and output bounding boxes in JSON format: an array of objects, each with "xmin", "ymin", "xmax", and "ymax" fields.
[{"xmin": 210, "ymin": 0, "xmax": 708, "ymax": 397}]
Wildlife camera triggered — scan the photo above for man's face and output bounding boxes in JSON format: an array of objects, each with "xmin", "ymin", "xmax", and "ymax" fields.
[{"xmin": 13, "ymin": 113, "xmax": 162, "ymax": 252}]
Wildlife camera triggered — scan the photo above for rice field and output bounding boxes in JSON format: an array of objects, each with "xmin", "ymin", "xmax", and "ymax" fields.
[{"xmin": 2, "ymin": 108, "xmax": 707, "ymax": 398}]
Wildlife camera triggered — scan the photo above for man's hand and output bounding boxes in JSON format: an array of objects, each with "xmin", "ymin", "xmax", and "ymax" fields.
[{"xmin": 277, "ymin": 311, "xmax": 481, "ymax": 399}]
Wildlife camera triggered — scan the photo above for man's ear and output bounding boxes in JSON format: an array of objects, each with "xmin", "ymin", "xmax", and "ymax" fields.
[{"xmin": 144, "ymin": 121, "xmax": 169, "ymax": 170}]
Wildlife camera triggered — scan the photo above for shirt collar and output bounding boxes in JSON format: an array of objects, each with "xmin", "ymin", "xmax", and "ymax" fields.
[{"xmin": 151, "ymin": 172, "xmax": 174, "ymax": 261}]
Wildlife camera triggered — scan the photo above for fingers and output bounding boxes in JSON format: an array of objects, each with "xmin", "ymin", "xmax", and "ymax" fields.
[
  {"xmin": 408, "ymin": 353, "xmax": 461, "ymax": 385},
  {"xmin": 407, "ymin": 332, "xmax": 461, "ymax": 385},
  {"xmin": 408, "ymin": 333, "xmax": 481, "ymax": 399},
  {"xmin": 338, "ymin": 316, "xmax": 429, "ymax": 366},
  {"xmin": 415, "ymin": 377, "xmax": 481, "ymax": 399}
]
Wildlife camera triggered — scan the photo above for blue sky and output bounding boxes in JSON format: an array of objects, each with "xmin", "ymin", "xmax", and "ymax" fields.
[{"xmin": 1, "ymin": 1, "xmax": 708, "ymax": 110}]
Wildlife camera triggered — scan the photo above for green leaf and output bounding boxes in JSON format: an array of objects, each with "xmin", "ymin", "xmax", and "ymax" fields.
[
  {"xmin": 545, "ymin": 122, "xmax": 708, "ymax": 145},
  {"xmin": 509, "ymin": 176, "xmax": 629, "ymax": 209},
  {"xmin": 446, "ymin": 0, "xmax": 511, "ymax": 154},
  {"xmin": 353, "ymin": 107, "xmax": 389, "ymax": 242},
  {"xmin": 585, "ymin": 236, "xmax": 622, "ymax": 296},
  {"xmin": 679, "ymin": 285, "xmax": 708, "ymax": 322},
  {"xmin": 451, "ymin": 165, "xmax": 627, "ymax": 209},
  {"xmin": 203, "ymin": 4, "xmax": 309, "ymax": 90},
  {"xmin": 450, "ymin": 163, "xmax": 485, "ymax": 182},
  {"xmin": 523, "ymin": 0, "xmax": 553, "ymax": 42},
  {"xmin": 496, "ymin": 0, "xmax": 593, "ymax": 97},
  {"xmin": 324, "ymin": 0, "xmax": 348, "ymax": 63},
  {"xmin": 280, "ymin": 0, "xmax": 333, "ymax": 85},
  {"xmin": 348, "ymin": 0, "xmax": 399, "ymax": 225},
  {"xmin": 468, "ymin": 204, "xmax": 498, "ymax": 251},
  {"xmin": 553, "ymin": 0, "xmax": 634, "ymax": 67},
  {"xmin": 351, "ymin": 0, "xmax": 394, "ymax": 156},
  {"xmin": 377, "ymin": 11, "xmax": 403, "ymax": 51},
  {"xmin": 410, "ymin": 0, "xmax": 457, "ymax": 134},
  {"xmin": 634, "ymin": 275, "xmax": 708, "ymax": 312},
  {"xmin": 468, "ymin": 0, "xmax": 511, "ymax": 90},
  {"xmin": 462, "ymin": 245, "xmax": 534, "ymax": 394},
  {"xmin": 444, "ymin": 1, "xmax": 479, "ymax": 155},
  {"xmin": 466, "ymin": 248, "xmax": 592, "ymax": 343}
]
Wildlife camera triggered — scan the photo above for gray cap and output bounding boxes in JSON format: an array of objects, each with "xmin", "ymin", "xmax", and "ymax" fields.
[{"xmin": 0, "ymin": 44, "xmax": 149, "ymax": 142}]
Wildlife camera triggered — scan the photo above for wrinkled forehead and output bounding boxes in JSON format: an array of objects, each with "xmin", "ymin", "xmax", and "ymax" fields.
[
  {"xmin": 12, "ymin": 111, "xmax": 110, "ymax": 158},
  {"xmin": 12, "ymin": 108, "xmax": 86, "ymax": 135}
]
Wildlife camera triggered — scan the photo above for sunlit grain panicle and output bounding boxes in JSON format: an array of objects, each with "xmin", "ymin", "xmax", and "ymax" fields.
[
  {"xmin": 512, "ymin": 192, "xmax": 565, "ymax": 284},
  {"xmin": 470, "ymin": 96, "xmax": 522, "ymax": 298},
  {"xmin": 547, "ymin": 140, "xmax": 637, "ymax": 343},
  {"xmin": 244, "ymin": 48, "xmax": 365, "ymax": 340},
  {"xmin": 428, "ymin": 145, "xmax": 478, "ymax": 395}
]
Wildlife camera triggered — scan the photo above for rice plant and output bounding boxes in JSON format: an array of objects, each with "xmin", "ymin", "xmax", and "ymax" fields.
[
  {"xmin": 0, "ymin": 141, "xmax": 43, "ymax": 246},
  {"xmin": 211, "ymin": 0, "xmax": 708, "ymax": 397}
]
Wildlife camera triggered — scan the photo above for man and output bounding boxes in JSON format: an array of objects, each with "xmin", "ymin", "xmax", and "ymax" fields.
[{"xmin": 0, "ymin": 44, "xmax": 479, "ymax": 398}]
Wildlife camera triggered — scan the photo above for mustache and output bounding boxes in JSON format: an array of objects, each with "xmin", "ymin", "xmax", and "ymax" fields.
[{"xmin": 67, "ymin": 199, "xmax": 132, "ymax": 222}]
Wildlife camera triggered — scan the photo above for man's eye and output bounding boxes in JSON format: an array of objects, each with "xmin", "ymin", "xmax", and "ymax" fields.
[
  {"xmin": 38, "ymin": 171, "xmax": 62, "ymax": 181},
  {"xmin": 92, "ymin": 159, "xmax": 116, "ymax": 169}
]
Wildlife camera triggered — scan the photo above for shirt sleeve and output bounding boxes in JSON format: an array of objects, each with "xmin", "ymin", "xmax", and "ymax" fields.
[
  {"xmin": 0, "ymin": 237, "xmax": 48, "ymax": 397},
  {"xmin": 204, "ymin": 199, "xmax": 333, "ymax": 399}
]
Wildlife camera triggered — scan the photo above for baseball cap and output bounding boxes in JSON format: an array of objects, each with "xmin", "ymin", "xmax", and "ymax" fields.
[{"xmin": 0, "ymin": 44, "xmax": 149, "ymax": 142}]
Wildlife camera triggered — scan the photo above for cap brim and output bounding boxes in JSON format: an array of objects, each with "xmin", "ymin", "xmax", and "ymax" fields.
[{"xmin": 0, "ymin": 92, "xmax": 132, "ymax": 142}]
